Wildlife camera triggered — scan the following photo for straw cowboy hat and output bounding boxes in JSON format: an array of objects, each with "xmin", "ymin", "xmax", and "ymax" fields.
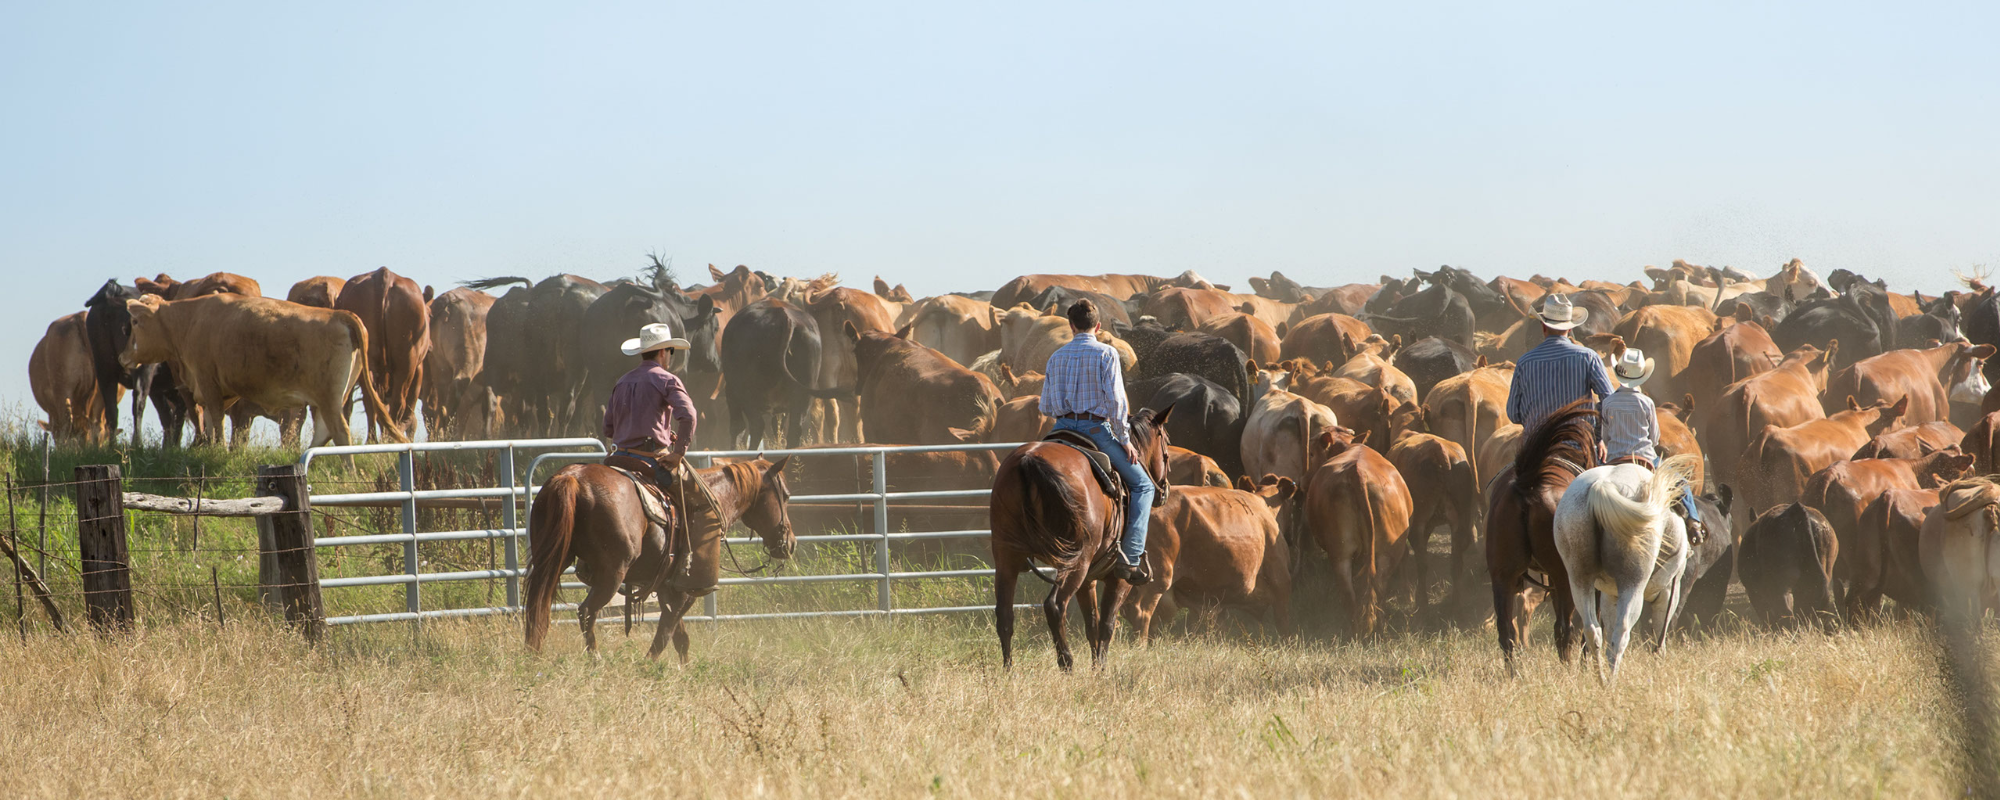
[
  {"xmin": 1537, "ymin": 294, "xmax": 1588, "ymax": 331},
  {"xmin": 621, "ymin": 322, "xmax": 689, "ymax": 356},
  {"xmin": 1613, "ymin": 347, "xmax": 1656, "ymax": 387}
]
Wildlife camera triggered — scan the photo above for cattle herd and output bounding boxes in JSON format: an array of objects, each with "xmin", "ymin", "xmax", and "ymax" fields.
[{"xmin": 27, "ymin": 257, "xmax": 2000, "ymax": 645}]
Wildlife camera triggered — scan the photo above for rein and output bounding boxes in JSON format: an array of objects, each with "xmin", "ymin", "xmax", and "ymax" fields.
[{"xmin": 699, "ymin": 463, "xmax": 785, "ymax": 577}]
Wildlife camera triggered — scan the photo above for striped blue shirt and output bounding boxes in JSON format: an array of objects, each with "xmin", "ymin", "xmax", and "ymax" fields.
[
  {"xmin": 1601, "ymin": 386, "xmax": 1660, "ymax": 465},
  {"xmin": 1041, "ymin": 333, "xmax": 1132, "ymax": 446},
  {"xmin": 1506, "ymin": 334, "xmax": 1614, "ymax": 437}
]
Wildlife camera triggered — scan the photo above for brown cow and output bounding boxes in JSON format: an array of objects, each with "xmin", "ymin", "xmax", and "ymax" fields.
[
  {"xmin": 422, "ymin": 287, "xmax": 498, "ymax": 439},
  {"xmin": 996, "ymin": 305, "xmax": 1135, "ymax": 375},
  {"xmin": 695, "ymin": 264, "xmax": 770, "ymax": 326},
  {"xmin": 1277, "ymin": 313, "xmax": 1374, "ymax": 368},
  {"xmin": 807, "ymin": 286, "xmax": 901, "ymax": 442},
  {"xmin": 992, "ymin": 364, "xmax": 1045, "ymax": 399},
  {"xmin": 1240, "ymin": 371, "xmax": 1338, "ymax": 484},
  {"xmin": 1477, "ymin": 423, "xmax": 1525, "ymax": 509},
  {"xmin": 1196, "ymin": 312, "xmax": 1280, "ymax": 364},
  {"xmin": 1297, "ymin": 375, "xmax": 1398, "ymax": 450},
  {"xmin": 846, "ymin": 324, "xmax": 1001, "ymax": 445},
  {"xmin": 1610, "ymin": 305, "xmax": 1719, "ymax": 405},
  {"xmin": 1167, "ymin": 447, "xmax": 1231, "ymax": 488},
  {"xmin": 285, "ymin": 276, "xmax": 346, "ymax": 308},
  {"xmin": 1854, "ymin": 421, "xmax": 1964, "ymax": 460},
  {"xmin": 990, "ymin": 273, "xmax": 1174, "ymax": 309},
  {"xmin": 904, "ymin": 294, "xmax": 1000, "ymax": 367},
  {"xmin": 120, "ymin": 293, "xmax": 403, "ymax": 447},
  {"xmin": 1684, "ymin": 316, "xmax": 1781, "ymax": 425},
  {"xmin": 1802, "ymin": 450, "xmax": 1974, "ymax": 618},
  {"xmin": 31, "ymin": 312, "xmax": 114, "ymax": 442},
  {"xmin": 1857, "ymin": 488, "xmax": 1943, "ymax": 616},
  {"xmin": 140, "ymin": 272, "xmax": 263, "ymax": 300},
  {"xmin": 1821, "ymin": 341, "xmax": 1995, "ymax": 427},
  {"xmin": 1122, "ymin": 479, "xmax": 1298, "ymax": 641},
  {"xmin": 1737, "ymin": 396, "xmax": 1908, "ymax": 520},
  {"xmin": 1329, "ymin": 344, "xmax": 1417, "ymax": 406},
  {"xmin": 1423, "ymin": 359, "xmax": 1514, "ymax": 486},
  {"xmin": 336, "ymin": 267, "xmax": 430, "ymax": 439},
  {"xmin": 1137, "ymin": 287, "xmax": 1244, "ymax": 330},
  {"xmin": 1302, "ymin": 429, "xmax": 1414, "ymax": 636},
  {"xmin": 1656, "ymin": 400, "xmax": 1704, "ymax": 486},
  {"xmin": 1702, "ymin": 342, "xmax": 1839, "ymax": 512},
  {"xmin": 988, "ymin": 395, "xmax": 1051, "ymax": 443},
  {"xmin": 1961, "ymin": 411, "xmax": 2000, "ymax": 473},
  {"xmin": 1385, "ymin": 402, "xmax": 1479, "ymax": 619},
  {"xmin": 1737, "ymin": 503, "xmax": 1840, "ymax": 629}
]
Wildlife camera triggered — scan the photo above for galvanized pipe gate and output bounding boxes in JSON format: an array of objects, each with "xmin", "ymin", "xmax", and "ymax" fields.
[{"xmin": 298, "ymin": 438, "xmax": 1023, "ymax": 626}]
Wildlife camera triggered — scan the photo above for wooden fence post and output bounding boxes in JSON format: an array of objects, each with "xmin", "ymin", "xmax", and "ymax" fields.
[
  {"xmin": 74, "ymin": 465, "xmax": 134, "ymax": 632},
  {"xmin": 256, "ymin": 464, "xmax": 324, "ymax": 642}
]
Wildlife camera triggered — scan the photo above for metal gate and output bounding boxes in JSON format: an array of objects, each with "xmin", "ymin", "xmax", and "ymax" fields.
[{"xmin": 299, "ymin": 438, "xmax": 1023, "ymax": 626}]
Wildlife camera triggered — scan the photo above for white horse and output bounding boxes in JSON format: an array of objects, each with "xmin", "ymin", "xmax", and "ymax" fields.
[{"xmin": 1553, "ymin": 454, "xmax": 1701, "ymax": 682}]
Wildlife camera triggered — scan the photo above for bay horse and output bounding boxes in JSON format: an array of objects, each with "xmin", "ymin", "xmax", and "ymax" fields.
[
  {"xmin": 1485, "ymin": 400, "xmax": 1598, "ymax": 672},
  {"xmin": 524, "ymin": 457, "xmax": 797, "ymax": 662},
  {"xmin": 990, "ymin": 407, "xmax": 1175, "ymax": 671}
]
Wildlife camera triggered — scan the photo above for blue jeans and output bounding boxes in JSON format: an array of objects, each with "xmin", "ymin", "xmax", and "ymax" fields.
[{"xmin": 1052, "ymin": 417, "xmax": 1154, "ymax": 567}]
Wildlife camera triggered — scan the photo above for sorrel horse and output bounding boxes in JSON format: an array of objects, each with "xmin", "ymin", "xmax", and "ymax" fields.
[
  {"xmin": 1485, "ymin": 401, "xmax": 1598, "ymax": 672},
  {"xmin": 990, "ymin": 407, "xmax": 1175, "ymax": 671},
  {"xmin": 524, "ymin": 458, "xmax": 797, "ymax": 662}
]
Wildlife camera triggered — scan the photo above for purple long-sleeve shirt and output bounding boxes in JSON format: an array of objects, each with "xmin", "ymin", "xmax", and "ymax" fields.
[{"xmin": 602, "ymin": 362, "xmax": 698, "ymax": 456}]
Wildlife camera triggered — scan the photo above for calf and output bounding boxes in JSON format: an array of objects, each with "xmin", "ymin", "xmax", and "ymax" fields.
[
  {"xmin": 1737, "ymin": 503, "xmax": 1840, "ymax": 629},
  {"xmin": 1122, "ymin": 479, "xmax": 1298, "ymax": 641}
]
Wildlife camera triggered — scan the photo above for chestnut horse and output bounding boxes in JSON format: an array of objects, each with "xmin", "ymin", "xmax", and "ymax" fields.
[
  {"xmin": 1485, "ymin": 401, "xmax": 1599, "ymax": 671},
  {"xmin": 990, "ymin": 407, "xmax": 1175, "ymax": 671},
  {"xmin": 524, "ymin": 458, "xmax": 797, "ymax": 662}
]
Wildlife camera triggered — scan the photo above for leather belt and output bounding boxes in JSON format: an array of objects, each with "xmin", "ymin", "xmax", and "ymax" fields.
[{"xmin": 1058, "ymin": 413, "xmax": 1106, "ymax": 422}]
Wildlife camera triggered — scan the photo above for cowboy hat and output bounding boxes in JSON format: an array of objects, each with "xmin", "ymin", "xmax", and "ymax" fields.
[
  {"xmin": 1613, "ymin": 347, "xmax": 1655, "ymax": 386},
  {"xmin": 1537, "ymin": 294, "xmax": 1588, "ymax": 331},
  {"xmin": 621, "ymin": 322, "xmax": 689, "ymax": 356}
]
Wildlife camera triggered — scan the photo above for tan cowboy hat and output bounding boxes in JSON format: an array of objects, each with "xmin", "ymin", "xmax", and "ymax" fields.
[
  {"xmin": 621, "ymin": 322, "xmax": 689, "ymax": 356},
  {"xmin": 1537, "ymin": 294, "xmax": 1588, "ymax": 331},
  {"xmin": 1613, "ymin": 347, "xmax": 1655, "ymax": 386}
]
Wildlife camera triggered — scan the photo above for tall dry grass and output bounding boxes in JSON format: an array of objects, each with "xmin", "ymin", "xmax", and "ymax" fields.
[{"xmin": 0, "ymin": 614, "xmax": 1974, "ymax": 798}]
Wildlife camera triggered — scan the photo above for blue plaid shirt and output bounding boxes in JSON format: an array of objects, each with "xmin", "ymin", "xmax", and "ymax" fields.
[
  {"xmin": 1506, "ymin": 334, "xmax": 1614, "ymax": 437},
  {"xmin": 1041, "ymin": 333, "xmax": 1132, "ymax": 446}
]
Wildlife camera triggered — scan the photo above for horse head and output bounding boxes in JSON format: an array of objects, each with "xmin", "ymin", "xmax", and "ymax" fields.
[
  {"xmin": 1130, "ymin": 405, "xmax": 1176, "ymax": 504},
  {"xmin": 734, "ymin": 456, "xmax": 798, "ymax": 560}
]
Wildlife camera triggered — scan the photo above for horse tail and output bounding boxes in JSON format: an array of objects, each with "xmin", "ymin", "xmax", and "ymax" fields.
[
  {"xmin": 1014, "ymin": 451, "xmax": 1084, "ymax": 572},
  {"xmin": 524, "ymin": 471, "xmax": 581, "ymax": 652},
  {"xmin": 1589, "ymin": 455, "xmax": 1699, "ymax": 545}
]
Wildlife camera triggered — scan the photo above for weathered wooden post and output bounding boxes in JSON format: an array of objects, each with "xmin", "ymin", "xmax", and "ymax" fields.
[
  {"xmin": 73, "ymin": 465, "xmax": 134, "ymax": 632},
  {"xmin": 256, "ymin": 464, "xmax": 325, "ymax": 642}
]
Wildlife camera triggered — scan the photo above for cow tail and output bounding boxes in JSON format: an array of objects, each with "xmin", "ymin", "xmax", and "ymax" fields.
[
  {"xmin": 1464, "ymin": 399, "xmax": 1479, "ymax": 487},
  {"xmin": 343, "ymin": 311, "xmax": 409, "ymax": 443},
  {"xmin": 524, "ymin": 471, "xmax": 580, "ymax": 651},
  {"xmin": 785, "ymin": 315, "xmax": 851, "ymax": 399}
]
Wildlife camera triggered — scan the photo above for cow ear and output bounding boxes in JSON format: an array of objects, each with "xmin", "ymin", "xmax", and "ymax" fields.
[
  {"xmin": 423, "ymin": 285, "xmax": 435, "ymax": 304},
  {"xmin": 1715, "ymin": 484, "xmax": 1733, "ymax": 516},
  {"xmin": 1273, "ymin": 476, "xmax": 1297, "ymax": 499},
  {"xmin": 1760, "ymin": 315, "xmax": 1776, "ymax": 330},
  {"xmin": 1475, "ymin": 355, "xmax": 1488, "ymax": 368},
  {"xmin": 844, "ymin": 320, "xmax": 861, "ymax": 342},
  {"xmin": 696, "ymin": 294, "xmax": 717, "ymax": 317},
  {"xmin": 894, "ymin": 324, "xmax": 913, "ymax": 340},
  {"xmin": 1971, "ymin": 344, "xmax": 1998, "ymax": 359},
  {"xmin": 709, "ymin": 264, "xmax": 726, "ymax": 282},
  {"xmin": 1681, "ymin": 394, "xmax": 1697, "ymax": 420},
  {"xmin": 998, "ymin": 363, "xmax": 1016, "ymax": 385},
  {"xmin": 1846, "ymin": 395, "xmax": 1861, "ymax": 411},
  {"xmin": 1236, "ymin": 475, "xmax": 1256, "ymax": 492},
  {"xmin": 1889, "ymin": 397, "xmax": 1909, "ymax": 416},
  {"xmin": 946, "ymin": 426, "xmax": 980, "ymax": 443},
  {"xmin": 1339, "ymin": 331, "xmax": 1355, "ymax": 357},
  {"xmin": 1246, "ymin": 359, "xmax": 1260, "ymax": 377},
  {"xmin": 1045, "ymin": 302, "xmax": 1060, "ymax": 317}
]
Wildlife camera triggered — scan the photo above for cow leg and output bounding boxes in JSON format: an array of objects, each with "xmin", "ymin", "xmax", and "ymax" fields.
[
  {"xmin": 1410, "ymin": 512, "xmax": 1434, "ymax": 625},
  {"xmin": 228, "ymin": 406, "xmax": 254, "ymax": 449},
  {"xmin": 995, "ymin": 559, "xmax": 1022, "ymax": 669},
  {"xmin": 839, "ymin": 397, "xmax": 862, "ymax": 443},
  {"xmin": 1329, "ymin": 555, "xmax": 1361, "ymax": 638}
]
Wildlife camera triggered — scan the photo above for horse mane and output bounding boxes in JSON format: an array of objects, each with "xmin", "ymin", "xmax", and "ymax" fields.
[{"xmin": 1513, "ymin": 400, "xmax": 1598, "ymax": 498}]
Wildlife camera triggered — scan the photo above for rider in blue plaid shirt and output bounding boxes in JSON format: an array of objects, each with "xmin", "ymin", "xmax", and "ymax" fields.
[{"xmin": 1040, "ymin": 300, "xmax": 1154, "ymax": 585}]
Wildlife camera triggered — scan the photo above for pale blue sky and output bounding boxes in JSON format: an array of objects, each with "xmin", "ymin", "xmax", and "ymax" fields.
[{"xmin": 3, "ymin": 1, "xmax": 1996, "ymax": 422}]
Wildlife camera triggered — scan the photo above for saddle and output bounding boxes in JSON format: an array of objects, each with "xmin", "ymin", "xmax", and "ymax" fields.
[
  {"xmin": 1042, "ymin": 430, "xmax": 1125, "ymax": 501},
  {"xmin": 602, "ymin": 455, "xmax": 677, "ymax": 533}
]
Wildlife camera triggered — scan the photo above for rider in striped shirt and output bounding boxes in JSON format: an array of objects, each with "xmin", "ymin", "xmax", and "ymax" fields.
[
  {"xmin": 1505, "ymin": 294, "xmax": 1613, "ymax": 438},
  {"xmin": 1041, "ymin": 300, "xmax": 1154, "ymax": 585}
]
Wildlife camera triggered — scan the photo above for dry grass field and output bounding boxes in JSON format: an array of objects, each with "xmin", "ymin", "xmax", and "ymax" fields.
[{"xmin": 0, "ymin": 613, "xmax": 1981, "ymax": 799}]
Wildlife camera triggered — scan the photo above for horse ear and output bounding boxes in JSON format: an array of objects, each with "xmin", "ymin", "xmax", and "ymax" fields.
[
  {"xmin": 1151, "ymin": 403, "xmax": 1175, "ymax": 428},
  {"xmin": 766, "ymin": 456, "xmax": 791, "ymax": 474}
]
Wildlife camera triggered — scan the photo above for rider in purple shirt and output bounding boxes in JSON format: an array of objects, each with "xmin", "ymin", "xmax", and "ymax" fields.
[{"xmin": 602, "ymin": 322, "xmax": 723, "ymax": 597}]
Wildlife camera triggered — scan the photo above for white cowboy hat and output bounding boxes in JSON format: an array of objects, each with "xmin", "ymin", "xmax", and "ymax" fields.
[
  {"xmin": 1613, "ymin": 347, "xmax": 1656, "ymax": 386},
  {"xmin": 620, "ymin": 322, "xmax": 689, "ymax": 356},
  {"xmin": 1537, "ymin": 294, "xmax": 1588, "ymax": 331}
]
